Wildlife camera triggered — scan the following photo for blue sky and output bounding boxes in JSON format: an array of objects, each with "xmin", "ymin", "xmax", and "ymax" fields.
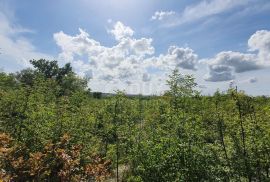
[{"xmin": 1, "ymin": 0, "xmax": 270, "ymax": 95}]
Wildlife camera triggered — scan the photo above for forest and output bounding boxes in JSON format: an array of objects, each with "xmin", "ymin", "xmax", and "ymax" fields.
[{"xmin": 0, "ymin": 59, "xmax": 270, "ymax": 182}]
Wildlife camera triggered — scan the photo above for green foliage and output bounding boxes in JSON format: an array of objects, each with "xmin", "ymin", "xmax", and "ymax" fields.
[
  {"xmin": 0, "ymin": 72, "xmax": 17, "ymax": 90},
  {"xmin": 166, "ymin": 68, "xmax": 198, "ymax": 97},
  {"xmin": 30, "ymin": 59, "xmax": 72, "ymax": 80},
  {"xmin": 0, "ymin": 61, "xmax": 270, "ymax": 181},
  {"xmin": 93, "ymin": 92, "xmax": 102, "ymax": 99}
]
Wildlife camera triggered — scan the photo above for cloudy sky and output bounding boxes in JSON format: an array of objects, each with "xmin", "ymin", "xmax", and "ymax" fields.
[{"xmin": 0, "ymin": 0, "xmax": 270, "ymax": 95}]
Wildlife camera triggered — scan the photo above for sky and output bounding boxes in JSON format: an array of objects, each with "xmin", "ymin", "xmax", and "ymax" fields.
[{"xmin": 0, "ymin": 0, "xmax": 270, "ymax": 95}]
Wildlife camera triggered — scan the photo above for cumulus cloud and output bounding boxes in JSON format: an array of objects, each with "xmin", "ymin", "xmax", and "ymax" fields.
[
  {"xmin": 146, "ymin": 46, "xmax": 199, "ymax": 71},
  {"xmin": 167, "ymin": 46, "xmax": 198, "ymax": 70},
  {"xmin": 248, "ymin": 30, "xmax": 270, "ymax": 64},
  {"xmin": 109, "ymin": 21, "xmax": 134, "ymax": 41},
  {"xmin": 53, "ymin": 24, "xmax": 268, "ymax": 93},
  {"xmin": 205, "ymin": 65, "xmax": 234, "ymax": 82},
  {"xmin": 54, "ymin": 21, "xmax": 198, "ymax": 92},
  {"xmin": 208, "ymin": 51, "xmax": 260, "ymax": 72},
  {"xmin": 151, "ymin": 11, "xmax": 176, "ymax": 21},
  {"xmin": 54, "ymin": 22, "xmax": 153, "ymax": 86},
  {"xmin": 205, "ymin": 30, "xmax": 270, "ymax": 82}
]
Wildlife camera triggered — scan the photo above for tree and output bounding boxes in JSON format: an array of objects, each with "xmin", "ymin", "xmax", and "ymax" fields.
[
  {"xmin": 166, "ymin": 68, "xmax": 197, "ymax": 97},
  {"xmin": 15, "ymin": 68, "xmax": 36, "ymax": 86},
  {"xmin": 29, "ymin": 59, "xmax": 73, "ymax": 82},
  {"xmin": 0, "ymin": 72, "xmax": 17, "ymax": 90},
  {"xmin": 29, "ymin": 59, "xmax": 88, "ymax": 96},
  {"xmin": 166, "ymin": 68, "xmax": 198, "ymax": 110}
]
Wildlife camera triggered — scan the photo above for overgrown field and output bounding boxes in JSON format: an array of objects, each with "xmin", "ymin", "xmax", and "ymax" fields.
[{"xmin": 1, "ymin": 60, "xmax": 270, "ymax": 181}]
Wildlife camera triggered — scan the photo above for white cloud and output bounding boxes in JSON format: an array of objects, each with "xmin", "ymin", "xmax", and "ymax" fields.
[
  {"xmin": 0, "ymin": 11, "xmax": 51, "ymax": 71},
  {"xmin": 1, "ymin": 8, "xmax": 268, "ymax": 95},
  {"xmin": 54, "ymin": 21, "xmax": 199, "ymax": 94},
  {"xmin": 205, "ymin": 30, "xmax": 270, "ymax": 82},
  {"xmin": 151, "ymin": 0, "xmax": 251, "ymax": 26},
  {"xmin": 109, "ymin": 21, "xmax": 134, "ymax": 41},
  {"xmin": 205, "ymin": 51, "xmax": 259, "ymax": 82},
  {"xmin": 205, "ymin": 65, "xmax": 234, "ymax": 82},
  {"xmin": 142, "ymin": 73, "xmax": 151, "ymax": 82},
  {"xmin": 208, "ymin": 51, "xmax": 260, "ymax": 73},
  {"xmin": 130, "ymin": 38, "xmax": 154, "ymax": 56},
  {"xmin": 151, "ymin": 11, "xmax": 176, "ymax": 21},
  {"xmin": 146, "ymin": 46, "xmax": 198, "ymax": 71},
  {"xmin": 167, "ymin": 46, "xmax": 198, "ymax": 70},
  {"xmin": 54, "ymin": 22, "xmax": 154, "ymax": 87},
  {"xmin": 181, "ymin": 0, "xmax": 249, "ymax": 23},
  {"xmin": 84, "ymin": 69, "xmax": 93, "ymax": 79},
  {"xmin": 248, "ymin": 30, "xmax": 270, "ymax": 65}
]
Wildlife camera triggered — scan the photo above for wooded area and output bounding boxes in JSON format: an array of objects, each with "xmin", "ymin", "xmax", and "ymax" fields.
[{"xmin": 0, "ymin": 60, "xmax": 270, "ymax": 181}]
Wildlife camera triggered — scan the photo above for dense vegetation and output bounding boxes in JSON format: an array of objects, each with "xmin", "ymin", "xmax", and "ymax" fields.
[{"xmin": 0, "ymin": 59, "xmax": 270, "ymax": 181}]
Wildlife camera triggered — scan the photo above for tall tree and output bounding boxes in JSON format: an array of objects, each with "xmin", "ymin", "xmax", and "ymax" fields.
[{"xmin": 166, "ymin": 68, "xmax": 197, "ymax": 97}]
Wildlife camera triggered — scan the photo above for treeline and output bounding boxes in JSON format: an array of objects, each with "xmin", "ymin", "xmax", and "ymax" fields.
[{"xmin": 0, "ymin": 59, "xmax": 270, "ymax": 181}]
